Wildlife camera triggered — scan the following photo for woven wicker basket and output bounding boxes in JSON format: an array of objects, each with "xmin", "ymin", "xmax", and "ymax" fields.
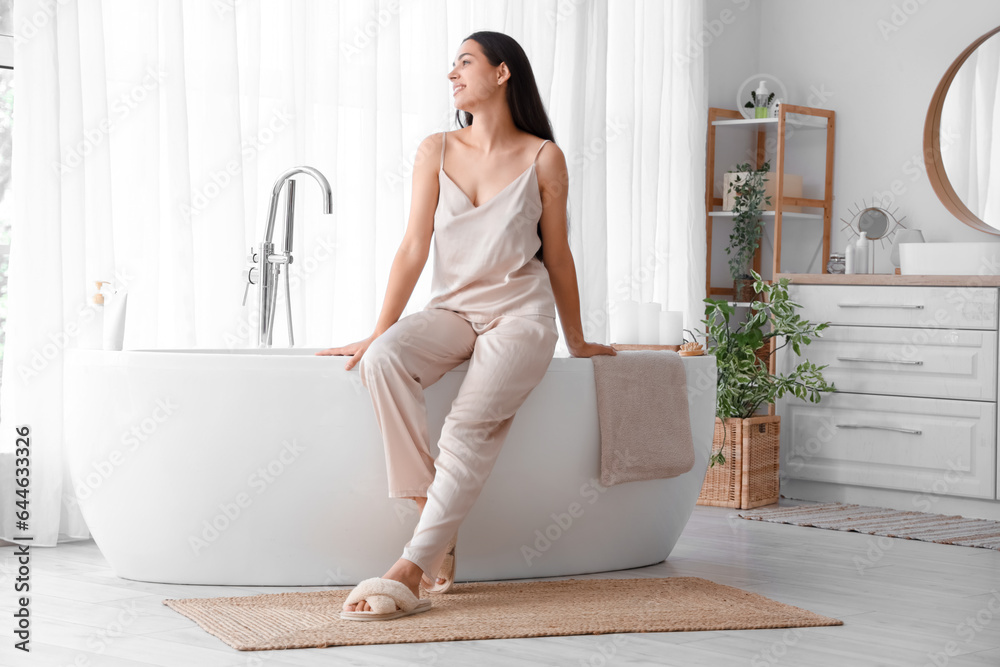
[{"xmin": 697, "ymin": 415, "xmax": 781, "ymax": 509}]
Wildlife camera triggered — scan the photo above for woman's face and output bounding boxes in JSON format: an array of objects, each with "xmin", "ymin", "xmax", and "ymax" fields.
[{"xmin": 448, "ymin": 39, "xmax": 506, "ymax": 111}]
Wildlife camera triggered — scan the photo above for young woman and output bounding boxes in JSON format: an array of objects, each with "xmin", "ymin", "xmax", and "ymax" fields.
[{"xmin": 318, "ymin": 30, "xmax": 615, "ymax": 621}]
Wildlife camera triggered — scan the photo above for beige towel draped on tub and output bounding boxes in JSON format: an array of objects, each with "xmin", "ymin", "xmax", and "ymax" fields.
[{"xmin": 591, "ymin": 351, "xmax": 695, "ymax": 487}]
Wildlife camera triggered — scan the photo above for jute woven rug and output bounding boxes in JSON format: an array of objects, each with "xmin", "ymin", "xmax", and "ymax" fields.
[
  {"xmin": 161, "ymin": 577, "xmax": 842, "ymax": 650},
  {"xmin": 738, "ymin": 502, "xmax": 1000, "ymax": 550}
]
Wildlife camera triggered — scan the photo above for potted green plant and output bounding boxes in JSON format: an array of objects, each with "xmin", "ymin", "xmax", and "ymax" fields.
[
  {"xmin": 725, "ymin": 160, "xmax": 771, "ymax": 303},
  {"xmin": 694, "ymin": 271, "xmax": 836, "ymax": 509}
]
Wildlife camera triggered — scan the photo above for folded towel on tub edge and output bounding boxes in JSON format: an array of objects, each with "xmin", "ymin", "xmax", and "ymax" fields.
[{"xmin": 591, "ymin": 350, "xmax": 695, "ymax": 487}]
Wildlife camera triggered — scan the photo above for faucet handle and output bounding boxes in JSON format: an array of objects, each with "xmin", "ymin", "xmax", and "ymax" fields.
[
  {"xmin": 241, "ymin": 266, "xmax": 258, "ymax": 307},
  {"xmin": 243, "ymin": 246, "xmax": 259, "ymax": 307}
]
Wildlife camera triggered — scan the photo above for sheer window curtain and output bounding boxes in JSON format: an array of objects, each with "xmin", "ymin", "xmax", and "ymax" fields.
[{"xmin": 0, "ymin": 0, "xmax": 706, "ymax": 546}]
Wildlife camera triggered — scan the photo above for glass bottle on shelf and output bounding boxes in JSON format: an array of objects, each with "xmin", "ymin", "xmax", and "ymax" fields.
[{"xmin": 826, "ymin": 253, "xmax": 845, "ymax": 274}]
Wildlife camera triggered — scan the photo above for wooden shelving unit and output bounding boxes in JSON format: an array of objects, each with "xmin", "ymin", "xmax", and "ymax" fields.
[
  {"xmin": 705, "ymin": 104, "xmax": 836, "ymax": 299},
  {"xmin": 705, "ymin": 104, "xmax": 835, "ymax": 416}
]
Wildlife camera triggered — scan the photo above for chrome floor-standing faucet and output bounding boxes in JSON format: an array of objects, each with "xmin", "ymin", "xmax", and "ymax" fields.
[{"xmin": 243, "ymin": 167, "xmax": 333, "ymax": 348}]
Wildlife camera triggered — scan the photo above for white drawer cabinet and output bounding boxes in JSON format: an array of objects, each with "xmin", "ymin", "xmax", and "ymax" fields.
[
  {"xmin": 777, "ymin": 282, "xmax": 1000, "ymax": 502},
  {"xmin": 791, "ymin": 284, "xmax": 998, "ymax": 330},
  {"xmin": 782, "ymin": 392, "xmax": 995, "ymax": 499},
  {"xmin": 795, "ymin": 325, "xmax": 997, "ymax": 401}
]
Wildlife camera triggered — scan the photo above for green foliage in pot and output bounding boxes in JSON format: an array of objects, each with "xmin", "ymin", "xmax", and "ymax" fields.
[
  {"xmin": 725, "ymin": 160, "xmax": 772, "ymax": 283},
  {"xmin": 697, "ymin": 271, "xmax": 836, "ymax": 467}
]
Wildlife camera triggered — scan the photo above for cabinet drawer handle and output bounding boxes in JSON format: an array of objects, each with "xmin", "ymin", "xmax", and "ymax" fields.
[
  {"xmin": 837, "ymin": 302, "xmax": 924, "ymax": 309},
  {"xmin": 836, "ymin": 424, "xmax": 923, "ymax": 435},
  {"xmin": 836, "ymin": 356, "xmax": 924, "ymax": 366}
]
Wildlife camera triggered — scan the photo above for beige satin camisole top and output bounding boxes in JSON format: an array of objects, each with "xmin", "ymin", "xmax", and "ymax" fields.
[{"xmin": 422, "ymin": 131, "xmax": 557, "ymax": 323}]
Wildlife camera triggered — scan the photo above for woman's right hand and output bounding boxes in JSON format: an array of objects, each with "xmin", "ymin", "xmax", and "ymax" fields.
[{"xmin": 315, "ymin": 333, "xmax": 377, "ymax": 371}]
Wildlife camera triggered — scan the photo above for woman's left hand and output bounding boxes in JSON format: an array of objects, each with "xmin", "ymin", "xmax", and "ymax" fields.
[{"xmin": 568, "ymin": 341, "xmax": 617, "ymax": 358}]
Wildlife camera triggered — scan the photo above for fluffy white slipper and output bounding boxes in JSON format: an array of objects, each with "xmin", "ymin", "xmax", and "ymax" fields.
[
  {"xmin": 340, "ymin": 577, "xmax": 432, "ymax": 621},
  {"xmin": 421, "ymin": 533, "xmax": 457, "ymax": 594}
]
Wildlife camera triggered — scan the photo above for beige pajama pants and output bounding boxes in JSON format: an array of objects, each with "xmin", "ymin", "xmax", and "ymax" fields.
[{"xmin": 358, "ymin": 307, "xmax": 559, "ymax": 580}]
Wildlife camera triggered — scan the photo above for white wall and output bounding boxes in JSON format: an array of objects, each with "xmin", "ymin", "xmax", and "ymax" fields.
[
  {"xmin": 707, "ymin": 0, "xmax": 1000, "ymax": 279},
  {"xmin": 704, "ymin": 0, "xmax": 768, "ymax": 289}
]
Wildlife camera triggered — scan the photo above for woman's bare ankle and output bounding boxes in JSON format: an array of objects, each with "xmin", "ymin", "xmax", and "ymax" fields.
[{"xmin": 408, "ymin": 496, "xmax": 428, "ymax": 514}]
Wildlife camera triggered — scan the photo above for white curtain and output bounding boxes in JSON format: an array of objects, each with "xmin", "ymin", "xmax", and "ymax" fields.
[
  {"xmin": 1, "ymin": 0, "xmax": 706, "ymax": 546},
  {"xmin": 941, "ymin": 32, "xmax": 1000, "ymax": 226}
]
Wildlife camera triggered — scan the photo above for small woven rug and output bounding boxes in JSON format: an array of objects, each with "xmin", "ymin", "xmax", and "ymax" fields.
[
  {"xmin": 161, "ymin": 577, "xmax": 842, "ymax": 650},
  {"xmin": 738, "ymin": 502, "xmax": 1000, "ymax": 550}
]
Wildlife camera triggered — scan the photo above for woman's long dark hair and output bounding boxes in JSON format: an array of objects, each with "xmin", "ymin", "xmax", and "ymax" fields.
[{"xmin": 454, "ymin": 31, "xmax": 570, "ymax": 263}]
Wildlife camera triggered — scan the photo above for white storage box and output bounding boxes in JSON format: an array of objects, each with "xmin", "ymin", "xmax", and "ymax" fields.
[{"xmin": 723, "ymin": 171, "xmax": 803, "ymax": 213}]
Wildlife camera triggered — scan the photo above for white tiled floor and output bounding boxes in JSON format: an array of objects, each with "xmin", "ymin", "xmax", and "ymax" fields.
[{"xmin": 2, "ymin": 499, "xmax": 999, "ymax": 666}]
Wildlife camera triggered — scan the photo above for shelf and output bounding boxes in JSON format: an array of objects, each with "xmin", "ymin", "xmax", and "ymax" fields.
[
  {"xmin": 709, "ymin": 211, "xmax": 824, "ymax": 221},
  {"xmin": 706, "ymin": 105, "xmax": 835, "ymax": 303},
  {"xmin": 775, "ymin": 272, "xmax": 1000, "ymax": 287},
  {"xmin": 711, "ymin": 116, "xmax": 829, "ymax": 130}
]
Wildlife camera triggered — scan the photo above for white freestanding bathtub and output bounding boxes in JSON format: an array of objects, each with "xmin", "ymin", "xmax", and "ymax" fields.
[{"xmin": 63, "ymin": 348, "xmax": 716, "ymax": 586}]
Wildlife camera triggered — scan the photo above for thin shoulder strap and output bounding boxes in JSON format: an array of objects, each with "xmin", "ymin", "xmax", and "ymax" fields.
[
  {"xmin": 533, "ymin": 139, "xmax": 550, "ymax": 163},
  {"xmin": 440, "ymin": 131, "xmax": 446, "ymax": 170}
]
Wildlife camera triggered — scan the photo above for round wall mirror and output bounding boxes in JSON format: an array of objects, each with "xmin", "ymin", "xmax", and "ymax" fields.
[
  {"xmin": 858, "ymin": 208, "xmax": 890, "ymax": 239},
  {"xmin": 925, "ymin": 25, "xmax": 1000, "ymax": 234}
]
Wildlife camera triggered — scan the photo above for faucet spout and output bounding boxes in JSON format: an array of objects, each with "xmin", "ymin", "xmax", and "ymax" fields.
[
  {"xmin": 249, "ymin": 165, "xmax": 334, "ymax": 349},
  {"xmin": 263, "ymin": 166, "xmax": 334, "ymax": 245}
]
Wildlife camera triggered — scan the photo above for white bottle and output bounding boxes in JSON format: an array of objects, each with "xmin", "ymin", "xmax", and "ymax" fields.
[
  {"xmin": 754, "ymin": 80, "xmax": 770, "ymax": 118},
  {"xmin": 854, "ymin": 232, "xmax": 870, "ymax": 275},
  {"xmin": 103, "ymin": 286, "xmax": 129, "ymax": 351},
  {"xmin": 845, "ymin": 243, "xmax": 855, "ymax": 275}
]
